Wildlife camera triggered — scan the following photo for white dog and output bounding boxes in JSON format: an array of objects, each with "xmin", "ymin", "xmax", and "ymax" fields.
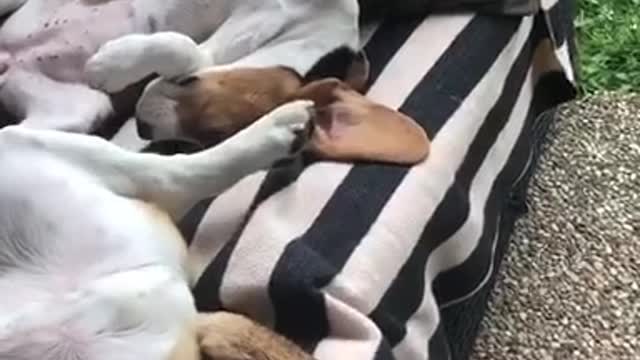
[
  {"xmin": 0, "ymin": 100, "xmax": 318, "ymax": 360},
  {"xmin": 0, "ymin": 0, "xmax": 359, "ymax": 134}
]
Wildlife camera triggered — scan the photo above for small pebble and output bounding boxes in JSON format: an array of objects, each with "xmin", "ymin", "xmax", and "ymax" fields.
[{"xmin": 472, "ymin": 93, "xmax": 640, "ymax": 360}]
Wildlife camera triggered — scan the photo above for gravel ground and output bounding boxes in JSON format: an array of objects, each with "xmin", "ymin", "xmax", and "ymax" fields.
[{"xmin": 471, "ymin": 93, "xmax": 640, "ymax": 360}]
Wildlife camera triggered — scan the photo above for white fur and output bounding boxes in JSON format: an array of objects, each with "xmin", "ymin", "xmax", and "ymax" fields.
[{"xmin": 0, "ymin": 100, "xmax": 314, "ymax": 359}]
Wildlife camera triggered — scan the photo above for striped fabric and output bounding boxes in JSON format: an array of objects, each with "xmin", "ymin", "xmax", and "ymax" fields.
[{"xmin": 111, "ymin": 1, "xmax": 577, "ymax": 359}]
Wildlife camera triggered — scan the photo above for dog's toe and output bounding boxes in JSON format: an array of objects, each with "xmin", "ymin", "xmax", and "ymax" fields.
[
  {"xmin": 267, "ymin": 100, "xmax": 315, "ymax": 152},
  {"xmin": 290, "ymin": 118, "xmax": 315, "ymax": 154}
]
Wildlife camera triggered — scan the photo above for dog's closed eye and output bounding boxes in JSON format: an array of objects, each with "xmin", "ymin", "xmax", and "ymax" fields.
[{"xmin": 176, "ymin": 75, "xmax": 200, "ymax": 86}]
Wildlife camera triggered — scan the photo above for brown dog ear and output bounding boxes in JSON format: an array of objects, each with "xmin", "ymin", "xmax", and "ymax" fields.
[
  {"xmin": 294, "ymin": 78, "xmax": 344, "ymax": 107},
  {"xmin": 293, "ymin": 80, "xmax": 430, "ymax": 165}
]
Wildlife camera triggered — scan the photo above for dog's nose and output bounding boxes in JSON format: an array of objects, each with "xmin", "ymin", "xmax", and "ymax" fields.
[{"xmin": 136, "ymin": 119, "xmax": 153, "ymax": 140}]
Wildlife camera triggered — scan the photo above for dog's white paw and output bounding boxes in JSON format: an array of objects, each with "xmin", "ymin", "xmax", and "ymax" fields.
[
  {"xmin": 86, "ymin": 32, "xmax": 206, "ymax": 93},
  {"xmin": 254, "ymin": 100, "xmax": 315, "ymax": 157},
  {"xmin": 86, "ymin": 35, "xmax": 151, "ymax": 93}
]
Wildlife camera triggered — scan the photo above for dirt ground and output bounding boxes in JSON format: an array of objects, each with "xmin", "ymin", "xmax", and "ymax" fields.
[{"xmin": 471, "ymin": 93, "xmax": 640, "ymax": 360}]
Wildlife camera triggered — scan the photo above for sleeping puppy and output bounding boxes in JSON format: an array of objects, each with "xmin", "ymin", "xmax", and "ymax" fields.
[
  {"xmin": 0, "ymin": 100, "xmax": 318, "ymax": 360},
  {"xmin": 0, "ymin": 0, "xmax": 360, "ymax": 132}
]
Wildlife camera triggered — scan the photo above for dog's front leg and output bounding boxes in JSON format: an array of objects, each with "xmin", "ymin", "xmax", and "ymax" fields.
[{"xmin": 0, "ymin": 100, "xmax": 313, "ymax": 219}]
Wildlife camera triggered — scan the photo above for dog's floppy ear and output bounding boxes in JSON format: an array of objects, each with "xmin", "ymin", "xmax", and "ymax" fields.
[{"xmin": 293, "ymin": 78, "xmax": 430, "ymax": 165}]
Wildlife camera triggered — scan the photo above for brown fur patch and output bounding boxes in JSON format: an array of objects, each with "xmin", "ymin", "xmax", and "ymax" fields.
[
  {"xmin": 197, "ymin": 312, "xmax": 313, "ymax": 360},
  {"xmin": 175, "ymin": 67, "xmax": 302, "ymax": 144}
]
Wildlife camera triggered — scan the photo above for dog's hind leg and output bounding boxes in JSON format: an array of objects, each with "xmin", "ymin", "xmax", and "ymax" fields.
[{"xmin": 0, "ymin": 100, "xmax": 314, "ymax": 219}]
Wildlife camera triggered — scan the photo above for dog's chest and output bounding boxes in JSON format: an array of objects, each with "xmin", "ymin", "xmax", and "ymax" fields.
[
  {"xmin": 0, "ymin": 0, "xmax": 230, "ymax": 83},
  {"xmin": 0, "ymin": 0, "xmax": 138, "ymax": 83}
]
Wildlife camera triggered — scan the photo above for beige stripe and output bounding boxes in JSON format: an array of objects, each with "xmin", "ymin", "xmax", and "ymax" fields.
[
  {"xmin": 366, "ymin": 15, "xmax": 474, "ymax": 108},
  {"xmin": 314, "ymin": 295, "xmax": 386, "ymax": 359},
  {"xmin": 188, "ymin": 171, "xmax": 267, "ymax": 281}
]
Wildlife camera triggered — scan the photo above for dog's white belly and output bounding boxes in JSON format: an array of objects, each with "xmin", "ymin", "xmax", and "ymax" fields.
[
  {"xmin": 0, "ymin": 0, "xmax": 139, "ymax": 83},
  {"xmin": 0, "ymin": 0, "xmax": 225, "ymax": 84},
  {"xmin": 0, "ymin": 149, "xmax": 194, "ymax": 337},
  {"xmin": 0, "ymin": 151, "xmax": 187, "ymax": 282},
  {"xmin": 0, "ymin": 148, "xmax": 196, "ymax": 356}
]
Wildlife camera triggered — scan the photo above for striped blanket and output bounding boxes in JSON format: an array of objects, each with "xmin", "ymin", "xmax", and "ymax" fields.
[{"xmin": 109, "ymin": 1, "xmax": 578, "ymax": 359}]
